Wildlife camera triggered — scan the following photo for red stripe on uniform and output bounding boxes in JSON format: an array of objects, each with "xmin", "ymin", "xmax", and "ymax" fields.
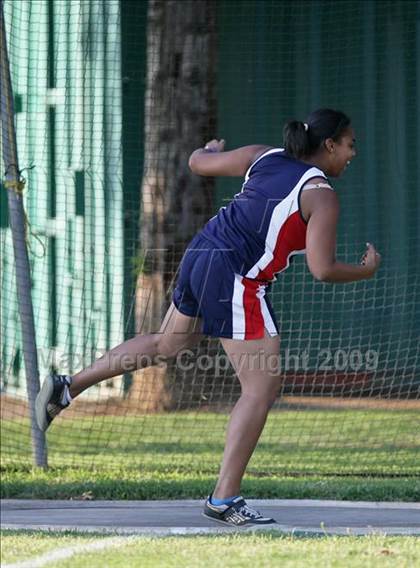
[
  {"xmin": 242, "ymin": 277, "xmax": 265, "ymax": 340},
  {"xmin": 256, "ymin": 211, "xmax": 306, "ymax": 281}
]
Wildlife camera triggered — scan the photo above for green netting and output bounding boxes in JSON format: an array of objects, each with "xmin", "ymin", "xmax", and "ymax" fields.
[{"xmin": 1, "ymin": 0, "xmax": 419, "ymax": 478}]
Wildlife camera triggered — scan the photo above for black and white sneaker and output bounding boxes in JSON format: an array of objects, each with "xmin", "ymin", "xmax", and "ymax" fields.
[
  {"xmin": 35, "ymin": 374, "xmax": 73, "ymax": 432},
  {"xmin": 203, "ymin": 495, "xmax": 277, "ymax": 527}
]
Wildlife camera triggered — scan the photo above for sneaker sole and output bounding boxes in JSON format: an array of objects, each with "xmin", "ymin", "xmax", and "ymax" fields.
[
  {"xmin": 202, "ymin": 512, "xmax": 277, "ymax": 529},
  {"xmin": 202, "ymin": 512, "xmax": 240, "ymax": 527},
  {"xmin": 35, "ymin": 375, "xmax": 54, "ymax": 432}
]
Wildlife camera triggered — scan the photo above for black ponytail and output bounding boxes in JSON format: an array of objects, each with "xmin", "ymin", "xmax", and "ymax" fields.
[
  {"xmin": 283, "ymin": 121, "xmax": 310, "ymax": 160},
  {"xmin": 283, "ymin": 108, "xmax": 351, "ymax": 160}
]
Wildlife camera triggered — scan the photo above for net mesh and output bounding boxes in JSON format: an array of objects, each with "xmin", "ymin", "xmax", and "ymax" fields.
[{"xmin": 1, "ymin": 0, "xmax": 419, "ymax": 479}]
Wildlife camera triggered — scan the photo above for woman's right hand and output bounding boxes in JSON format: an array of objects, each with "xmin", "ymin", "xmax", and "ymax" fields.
[
  {"xmin": 361, "ymin": 243, "xmax": 381, "ymax": 277},
  {"xmin": 203, "ymin": 139, "xmax": 226, "ymax": 152},
  {"xmin": 189, "ymin": 144, "xmax": 272, "ymax": 177}
]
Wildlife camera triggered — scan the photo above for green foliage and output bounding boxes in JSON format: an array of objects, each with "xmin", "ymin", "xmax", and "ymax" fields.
[{"xmin": 130, "ymin": 252, "xmax": 148, "ymax": 278}]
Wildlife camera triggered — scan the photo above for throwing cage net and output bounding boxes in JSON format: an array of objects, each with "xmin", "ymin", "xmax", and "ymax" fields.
[{"xmin": 1, "ymin": 0, "xmax": 419, "ymax": 479}]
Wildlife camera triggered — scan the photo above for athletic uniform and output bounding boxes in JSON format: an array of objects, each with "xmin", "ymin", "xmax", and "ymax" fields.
[{"xmin": 173, "ymin": 148, "xmax": 329, "ymax": 339}]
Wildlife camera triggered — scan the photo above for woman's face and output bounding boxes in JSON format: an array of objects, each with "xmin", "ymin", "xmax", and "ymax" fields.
[{"xmin": 325, "ymin": 127, "xmax": 357, "ymax": 177}]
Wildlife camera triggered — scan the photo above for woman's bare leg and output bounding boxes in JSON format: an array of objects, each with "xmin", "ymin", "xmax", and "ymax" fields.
[
  {"xmin": 69, "ymin": 303, "xmax": 204, "ymax": 398},
  {"xmin": 212, "ymin": 330, "xmax": 281, "ymax": 499}
]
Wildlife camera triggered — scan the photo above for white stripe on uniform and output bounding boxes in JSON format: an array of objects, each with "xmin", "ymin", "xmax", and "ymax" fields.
[
  {"xmin": 245, "ymin": 167, "xmax": 326, "ymax": 280},
  {"xmin": 244, "ymin": 147, "xmax": 285, "ymax": 182},
  {"xmin": 231, "ymin": 274, "xmax": 246, "ymax": 340},
  {"xmin": 260, "ymin": 296, "xmax": 278, "ymax": 337}
]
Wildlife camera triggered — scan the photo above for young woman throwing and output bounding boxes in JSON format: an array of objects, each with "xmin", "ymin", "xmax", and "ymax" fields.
[{"xmin": 36, "ymin": 108, "xmax": 381, "ymax": 527}]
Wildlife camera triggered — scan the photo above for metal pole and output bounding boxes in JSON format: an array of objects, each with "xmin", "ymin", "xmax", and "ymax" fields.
[{"xmin": 0, "ymin": 0, "xmax": 47, "ymax": 467}]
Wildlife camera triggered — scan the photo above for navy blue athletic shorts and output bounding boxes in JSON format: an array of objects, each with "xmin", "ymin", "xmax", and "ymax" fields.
[{"xmin": 172, "ymin": 233, "xmax": 280, "ymax": 340}]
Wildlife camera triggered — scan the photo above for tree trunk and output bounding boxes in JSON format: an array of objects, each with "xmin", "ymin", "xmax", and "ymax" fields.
[{"xmin": 132, "ymin": 0, "xmax": 216, "ymax": 410}]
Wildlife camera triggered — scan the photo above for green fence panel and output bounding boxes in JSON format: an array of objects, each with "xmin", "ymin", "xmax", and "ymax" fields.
[{"xmin": 1, "ymin": 0, "xmax": 124, "ymax": 396}]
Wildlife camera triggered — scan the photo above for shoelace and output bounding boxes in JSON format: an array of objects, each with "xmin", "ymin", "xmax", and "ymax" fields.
[{"xmin": 238, "ymin": 504, "xmax": 262, "ymax": 519}]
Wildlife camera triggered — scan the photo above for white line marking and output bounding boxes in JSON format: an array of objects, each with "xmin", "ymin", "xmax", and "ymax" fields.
[{"xmin": 2, "ymin": 536, "xmax": 136, "ymax": 568}]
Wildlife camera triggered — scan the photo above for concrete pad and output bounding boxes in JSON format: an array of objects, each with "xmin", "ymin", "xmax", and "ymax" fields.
[{"xmin": 1, "ymin": 499, "xmax": 420, "ymax": 536}]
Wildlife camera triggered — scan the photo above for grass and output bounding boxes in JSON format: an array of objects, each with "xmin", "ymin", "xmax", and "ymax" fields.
[
  {"xmin": 2, "ymin": 468, "xmax": 419, "ymax": 501},
  {"xmin": 0, "ymin": 530, "xmax": 95, "ymax": 564},
  {"xmin": 2, "ymin": 409, "xmax": 419, "ymax": 501},
  {"xmin": 1, "ymin": 531, "xmax": 420, "ymax": 567}
]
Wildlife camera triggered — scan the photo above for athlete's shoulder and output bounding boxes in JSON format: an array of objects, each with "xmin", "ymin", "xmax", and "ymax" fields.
[{"xmin": 244, "ymin": 147, "xmax": 286, "ymax": 180}]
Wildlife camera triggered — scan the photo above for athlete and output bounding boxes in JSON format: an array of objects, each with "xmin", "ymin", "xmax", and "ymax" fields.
[{"xmin": 36, "ymin": 108, "xmax": 381, "ymax": 527}]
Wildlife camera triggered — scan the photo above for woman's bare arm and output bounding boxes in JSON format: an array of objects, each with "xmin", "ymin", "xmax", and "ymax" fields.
[
  {"xmin": 302, "ymin": 188, "xmax": 381, "ymax": 282},
  {"xmin": 189, "ymin": 141, "xmax": 272, "ymax": 177}
]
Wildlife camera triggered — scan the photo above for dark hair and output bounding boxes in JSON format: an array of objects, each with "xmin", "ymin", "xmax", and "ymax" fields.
[{"xmin": 283, "ymin": 108, "xmax": 351, "ymax": 159}]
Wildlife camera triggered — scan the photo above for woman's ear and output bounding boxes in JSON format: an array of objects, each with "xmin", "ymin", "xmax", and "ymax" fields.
[{"xmin": 324, "ymin": 138, "xmax": 335, "ymax": 154}]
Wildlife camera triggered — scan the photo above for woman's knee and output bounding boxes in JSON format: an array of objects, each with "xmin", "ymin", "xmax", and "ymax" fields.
[
  {"xmin": 241, "ymin": 387, "xmax": 279, "ymax": 410},
  {"xmin": 265, "ymin": 390, "xmax": 280, "ymax": 409},
  {"xmin": 154, "ymin": 334, "xmax": 176, "ymax": 359},
  {"xmin": 155, "ymin": 332, "xmax": 199, "ymax": 359}
]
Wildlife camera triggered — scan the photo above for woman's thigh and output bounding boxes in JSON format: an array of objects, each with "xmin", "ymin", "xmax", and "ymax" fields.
[
  {"xmin": 220, "ymin": 329, "xmax": 281, "ymax": 398},
  {"xmin": 157, "ymin": 302, "xmax": 205, "ymax": 357}
]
